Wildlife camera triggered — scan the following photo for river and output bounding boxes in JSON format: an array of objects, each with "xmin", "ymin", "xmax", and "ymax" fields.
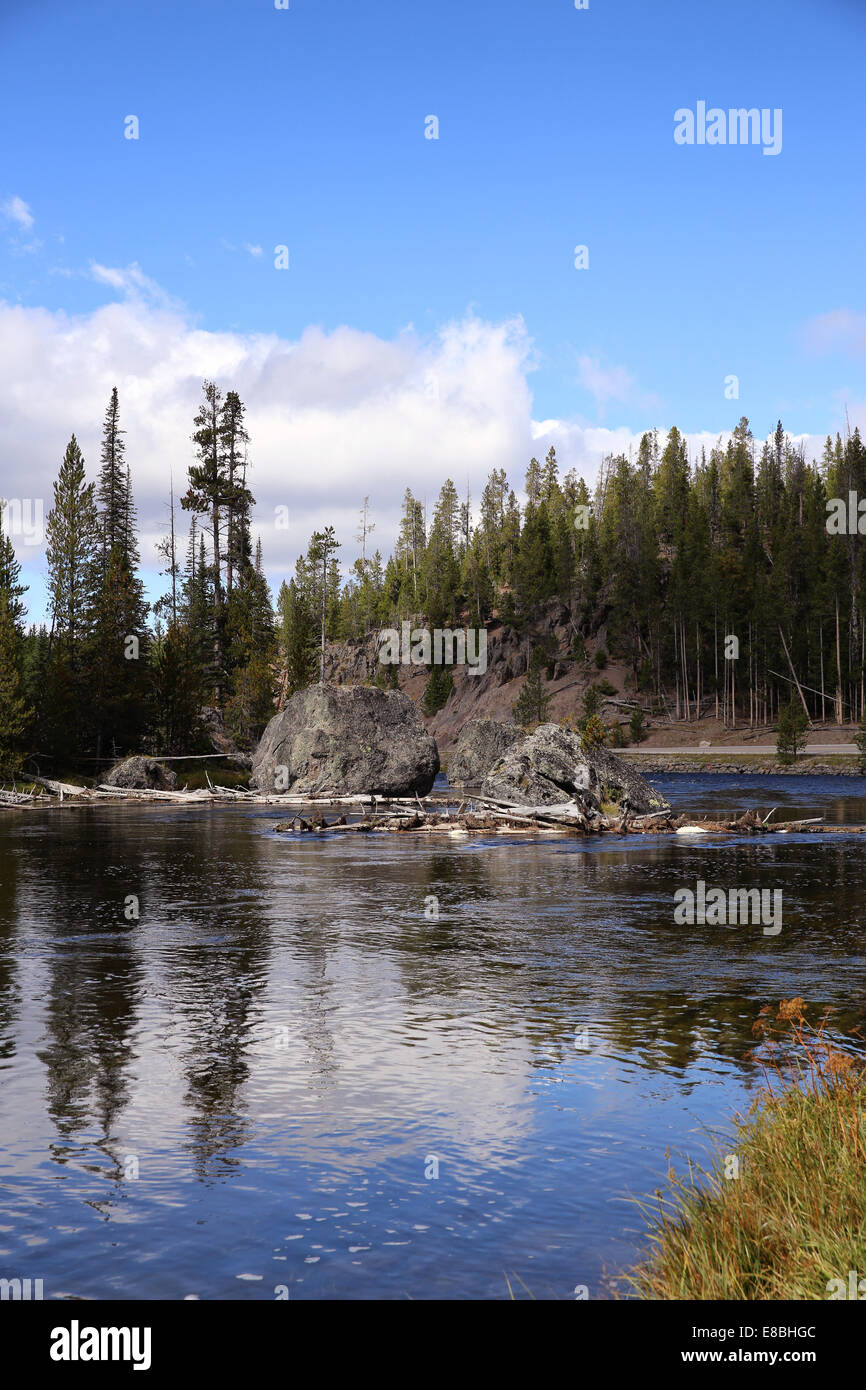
[{"xmin": 0, "ymin": 773, "xmax": 864, "ymax": 1300}]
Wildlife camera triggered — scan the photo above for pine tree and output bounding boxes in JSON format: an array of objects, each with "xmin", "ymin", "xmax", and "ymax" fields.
[
  {"xmin": 44, "ymin": 436, "xmax": 98, "ymax": 758},
  {"xmin": 512, "ymin": 649, "xmax": 551, "ymax": 726},
  {"xmin": 46, "ymin": 436, "xmax": 98, "ymax": 657},
  {"xmin": 308, "ymin": 526, "xmax": 340, "ymax": 682},
  {"xmin": 91, "ymin": 391, "xmax": 149, "ymax": 758},
  {"xmin": 0, "ymin": 501, "xmax": 28, "ymax": 629},
  {"xmin": 221, "ymin": 391, "xmax": 252, "ymax": 594},
  {"xmin": 98, "ymin": 387, "xmax": 126, "ymax": 558},
  {"xmin": 182, "ymin": 381, "xmax": 229, "ymax": 701}
]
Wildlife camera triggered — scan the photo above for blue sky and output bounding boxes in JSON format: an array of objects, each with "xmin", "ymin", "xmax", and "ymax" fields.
[{"xmin": 1, "ymin": 0, "xmax": 865, "ymax": 618}]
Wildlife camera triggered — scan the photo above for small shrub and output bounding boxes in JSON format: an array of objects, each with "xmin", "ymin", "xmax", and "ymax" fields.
[
  {"xmin": 581, "ymin": 714, "xmax": 609, "ymax": 750},
  {"xmin": 776, "ymin": 698, "xmax": 808, "ymax": 765},
  {"xmin": 629, "ymin": 706, "xmax": 648, "ymax": 744},
  {"xmin": 594, "ymin": 648, "xmax": 608, "ymax": 670}
]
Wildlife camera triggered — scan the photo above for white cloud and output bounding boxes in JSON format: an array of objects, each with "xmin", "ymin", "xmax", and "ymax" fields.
[
  {"xmin": 0, "ymin": 271, "xmax": 837, "ymax": 624},
  {"xmin": 244, "ymin": 243, "xmax": 263, "ymax": 258},
  {"xmin": 89, "ymin": 260, "xmax": 179, "ymax": 309},
  {"xmin": 0, "ymin": 285, "xmax": 539, "ymax": 617},
  {"xmin": 1, "ymin": 195, "xmax": 34, "ymax": 230}
]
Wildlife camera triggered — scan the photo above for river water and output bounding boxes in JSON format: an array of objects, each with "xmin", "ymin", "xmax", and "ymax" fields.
[{"xmin": 1, "ymin": 774, "xmax": 864, "ymax": 1301}]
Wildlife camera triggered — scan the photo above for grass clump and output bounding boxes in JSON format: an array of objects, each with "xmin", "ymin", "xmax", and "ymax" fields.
[{"xmin": 629, "ymin": 1000, "xmax": 866, "ymax": 1300}]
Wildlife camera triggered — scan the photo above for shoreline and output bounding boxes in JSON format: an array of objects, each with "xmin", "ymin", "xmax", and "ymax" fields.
[{"xmin": 625, "ymin": 754, "xmax": 864, "ymax": 776}]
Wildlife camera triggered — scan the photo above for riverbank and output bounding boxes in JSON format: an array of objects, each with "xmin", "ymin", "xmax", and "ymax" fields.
[
  {"xmin": 629, "ymin": 1002, "xmax": 866, "ymax": 1300},
  {"xmin": 627, "ymin": 753, "xmax": 863, "ymax": 775}
]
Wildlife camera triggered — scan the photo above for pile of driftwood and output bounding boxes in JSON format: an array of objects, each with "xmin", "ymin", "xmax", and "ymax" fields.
[
  {"xmin": 0, "ymin": 773, "xmax": 290, "ymax": 807},
  {"xmin": 1, "ymin": 777, "xmax": 838, "ymax": 836},
  {"xmin": 273, "ymin": 799, "xmax": 827, "ymax": 837},
  {"xmin": 272, "ymin": 797, "xmax": 844, "ymax": 837}
]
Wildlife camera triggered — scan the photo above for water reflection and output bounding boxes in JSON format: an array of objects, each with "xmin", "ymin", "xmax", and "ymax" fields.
[{"xmin": 0, "ymin": 780, "xmax": 864, "ymax": 1298}]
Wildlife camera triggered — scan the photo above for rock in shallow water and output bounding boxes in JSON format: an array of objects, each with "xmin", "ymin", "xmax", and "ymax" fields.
[
  {"xmin": 250, "ymin": 683, "xmax": 440, "ymax": 797},
  {"xmin": 481, "ymin": 723, "xmax": 667, "ymax": 813},
  {"xmin": 103, "ymin": 757, "xmax": 177, "ymax": 791}
]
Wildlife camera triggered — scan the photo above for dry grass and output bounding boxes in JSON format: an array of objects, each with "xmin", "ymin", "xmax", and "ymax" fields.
[{"xmin": 628, "ymin": 1000, "xmax": 866, "ymax": 1300}]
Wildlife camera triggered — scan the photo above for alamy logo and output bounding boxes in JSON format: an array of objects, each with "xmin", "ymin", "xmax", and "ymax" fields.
[
  {"xmin": 674, "ymin": 102, "xmax": 782, "ymax": 156},
  {"xmin": 826, "ymin": 493, "xmax": 866, "ymax": 535},
  {"xmin": 378, "ymin": 623, "xmax": 487, "ymax": 674},
  {"xmin": 674, "ymin": 880, "xmax": 782, "ymax": 935},
  {"xmin": 1, "ymin": 497, "xmax": 44, "ymax": 545},
  {"xmin": 50, "ymin": 1320, "xmax": 152, "ymax": 1372},
  {"xmin": 827, "ymin": 1270, "xmax": 866, "ymax": 1299},
  {"xmin": 0, "ymin": 1277, "xmax": 43, "ymax": 1299}
]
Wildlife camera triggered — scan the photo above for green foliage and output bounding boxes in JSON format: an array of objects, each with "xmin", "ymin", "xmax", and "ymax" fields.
[
  {"xmin": 24, "ymin": 408, "xmax": 866, "ymax": 772},
  {"xmin": 421, "ymin": 663, "xmax": 452, "ymax": 715},
  {"xmin": 0, "ymin": 593, "xmax": 31, "ymax": 777},
  {"xmin": 512, "ymin": 660, "xmax": 552, "ymax": 727},
  {"xmin": 776, "ymin": 698, "xmax": 809, "ymax": 765},
  {"xmin": 629, "ymin": 706, "xmax": 648, "ymax": 744},
  {"xmin": 277, "ymin": 577, "xmax": 316, "ymax": 697}
]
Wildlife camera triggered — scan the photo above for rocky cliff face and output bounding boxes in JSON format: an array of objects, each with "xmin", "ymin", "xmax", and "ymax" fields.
[
  {"xmin": 317, "ymin": 600, "xmax": 620, "ymax": 753},
  {"xmin": 250, "ymin": 683, "xmax": 440, "ymax": 797}
]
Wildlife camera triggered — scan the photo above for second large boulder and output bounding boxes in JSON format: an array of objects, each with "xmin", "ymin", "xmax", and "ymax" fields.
[{"xmin": 481, "ymin": 723, "xmax": 667, "ymax": 813}]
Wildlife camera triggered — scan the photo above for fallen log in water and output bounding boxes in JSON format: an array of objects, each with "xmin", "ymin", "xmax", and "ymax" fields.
[
  {"xmin": 0, "ymin": 787, "xmax": 43, "ymax": 805},
  {"xmin": 96, "ymin": 784, "xmax": 212, "ymax": 802},
  {"xmin": 22, "ymin": 773, "xmax": 87, "ymax": 799}
]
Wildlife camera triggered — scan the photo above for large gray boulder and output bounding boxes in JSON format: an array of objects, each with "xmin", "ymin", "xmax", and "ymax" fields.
[
  {"xmin": 448, "ymin": 719, "xmax": 522, "ymax": 786},
  {"xmin": 250, "ymin": 683, "xmax": 440, "ymax": 797},
  {"xmin": 481, "ymin": 723, "xmax": 667, "ymax": 813},
  {"xmin": 103, "ymin": 756, "xmax": 177, "ymax": 791}
]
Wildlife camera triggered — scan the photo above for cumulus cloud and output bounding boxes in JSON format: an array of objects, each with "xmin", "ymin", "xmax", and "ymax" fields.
[
  {"xmin": 0, "ymin": 269, "xmax": 835, "ymax": 624},
  {"xmin": 0, "ymin": 284, "xmax": 540, "ymax": 618}
]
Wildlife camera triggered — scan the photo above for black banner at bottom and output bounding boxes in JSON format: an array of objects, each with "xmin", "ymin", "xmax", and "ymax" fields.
[{"xmin": 3, "ymin": 1296, "xmax": 857, "ymax": 1376}]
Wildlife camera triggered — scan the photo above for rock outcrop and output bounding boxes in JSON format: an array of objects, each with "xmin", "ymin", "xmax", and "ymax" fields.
[
  {"xmin": 481, "ymin": 724, "xmax": 667, "ymax": 813},
  {"xmin": 250, "ymin": 683, "xmax": 440, "ymax": 797},
  {"xmin": 447, "ymin": 718, "xmax": 522, "ymax": 785},
  {"xmin": 103, "ymin": 757, "xmax": 178, "ymax": 791}
]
